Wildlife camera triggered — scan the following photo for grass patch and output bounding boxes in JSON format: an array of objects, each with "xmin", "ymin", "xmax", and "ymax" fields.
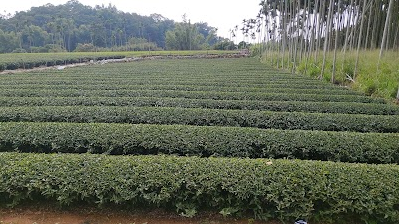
[{"xmin": 262, "ymin": 50, "xmax": 399, "ymax": 102}]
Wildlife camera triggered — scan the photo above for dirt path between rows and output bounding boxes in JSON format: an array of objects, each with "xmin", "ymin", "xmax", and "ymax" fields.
[{"xmin": 0, "ymin": 205, "xmax": 272, "ymax": 224}]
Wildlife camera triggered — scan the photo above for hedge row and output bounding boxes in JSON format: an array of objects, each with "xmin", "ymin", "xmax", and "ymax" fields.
[
  {"xmin": 0, "ymin": 97, "xmax": 397, "ymax": 115},
  {"xmin": 1, "ymin": 153, "xmax": 398, "ymax": 223},
  {"xmin": 0, "ymin": 55, "xmax": 125, "ymax": 71},
  {"xmin": 0, "ymin": 122, "xmax": 398, "ymax": 163},
  {"xmin": 1, "ymin": 106, "xmax": 398, "ymax": 133},
  {"xmin": 0, "ymin": 89, "xmax": 385, "ymax": 103},
  {"xmin": 0, "ymin": 84, "xmax": 361, "ymax": 95},
  {"xmin": 0, "ymin": 71, "xmax": 330, "ymax": 79},
  {"xmin": 0, "ymin": 82, "xmax": 347, "ymax": 92},
  {"xmin": 0, "ymin": 77, "xmax": 341, "ymax": 88}
]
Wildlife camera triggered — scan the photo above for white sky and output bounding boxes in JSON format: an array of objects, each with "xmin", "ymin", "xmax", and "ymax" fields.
[{"xmin": 1, "ymin": 0, "xmax": 261, "ymax": 40}]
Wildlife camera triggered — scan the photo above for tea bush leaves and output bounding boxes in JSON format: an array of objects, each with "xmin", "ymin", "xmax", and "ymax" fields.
[
  {"xmin": 1, "ymin": 153, "xmax": 399, "ymax": 223},
  {"xmin": 0, "ymin": 97, "xmax": 397, "ymax": 115},
  {"xmin": 0, "ymin": 57, "xmax": 397, "ymax": 223},
  {"xmin": 0, "ymin": 122, "xmax": 398, "ymax": 163},
  {"xmin": 0, "ymin": 106, "xmax": 397, "ymax": 133}
]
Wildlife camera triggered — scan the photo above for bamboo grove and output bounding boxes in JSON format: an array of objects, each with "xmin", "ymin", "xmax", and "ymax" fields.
[{"xmin": 239, "ymin": 0, "xmax": 399, "ymax": 99}]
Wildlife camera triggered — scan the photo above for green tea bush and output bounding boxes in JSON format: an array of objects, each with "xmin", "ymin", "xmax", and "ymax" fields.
[
  {"xmin": 1, "ymin": 153, "xmax": 398, "ymax": 223},
  {"xmin": 0, "ymin": 84, "xmax": 362, "ymax": 95},
  {"xmin": 0, "ymin": 106, "xmax": 397, "ymax": 133},
  {"xmin": 0, "ymin": 88, "xmax": 385, "ymax": 103},
  {"xmin": 0, "ymin": 97, "xmax": 397, "ymax": 115},
  {"xmin": 0, "ymin": 122, "xmax": 398, "ymax": 163}
]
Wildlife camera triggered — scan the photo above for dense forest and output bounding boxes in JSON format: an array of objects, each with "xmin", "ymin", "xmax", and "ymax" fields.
[{"xmin": 0, "ymin": 0, "xmax": 231, "ymax": 53}]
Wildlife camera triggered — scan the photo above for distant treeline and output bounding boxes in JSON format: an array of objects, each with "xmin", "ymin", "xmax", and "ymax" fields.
[{"xmin": 0, "ymin": 0, "xmax": 237, "ymax": 53}]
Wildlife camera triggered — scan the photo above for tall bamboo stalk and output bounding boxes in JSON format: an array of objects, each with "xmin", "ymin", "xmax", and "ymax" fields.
[
  {"xmin": 354, "ymin": 0, "xmax": 368, "ymax": 78},
  {"xmin": 333, "ymin": 0, "xmax": 342, "ymax": 83},
  {"xmin": 379, "ymin": 0, "xmax": 394, "ymax": 62},
  {"xmin": 321, "ymin": 0, "xmax": 334, "ymax": 79}
]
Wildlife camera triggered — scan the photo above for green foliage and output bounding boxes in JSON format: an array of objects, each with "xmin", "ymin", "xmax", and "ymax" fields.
[
  {"xmin": 0, "ymin": 106, "xmax": 397, "ymax": 133},
  {"xmin": 126, "ymin": 37, "xmax": 161, "ymax": 51},
  {"xmin": 74, "ymin": 43, "xmax": 97, "ymax": 52},
  {"xmin": 0, "ymin": 84, "xmax": 364, "ymax": 96},
  {"xmin": 213, "ymin": 39, "xmax": 236, "ymax": 50},
  {"xmin": 0, "ymin": 1, "xmax": 224, "ymax": 52},
  {"xmin": 0, "ymin": 51, "xmax": 235, "ymax": 71},
  {"xmin": 0, "ymin": 87, "xmax": 383, "ymax": 103},
  {"xmin": 353, "ymin": 52, "xmax": 399, "ymax": 101},
  {"xmin": 165, "ymin": 17, "xmax": 205, "ymax": 50},
  {"xmin": 0, "ymin": 29, "xmax": 19, "ymax": 53},
  {"xmin": 11, "ymin": 48, "xmax": 27, "ymax": 53},
  {"xmin": 0, "ymin": 55, "xmax": 397, "ymax": 224},
  {"xmin": 0, "ymin": 122, "xmax": 398, "ymax": 163},
  {"xmin": 1, "ymin": 153, "xmax": 399, "ymax": 223},
  {"xmin": 0, "ymin": 52, "xmax": 125, "ymax": 71},
  {"xmin": 274, "ymin": 50, "xmax": 399, "ymax": 101},
  {"xmin": 0, "ymin": 96, "xmax": 397, "ymax": 115}
]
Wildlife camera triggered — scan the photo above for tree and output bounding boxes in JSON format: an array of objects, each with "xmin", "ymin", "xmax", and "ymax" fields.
[
  {"xmin": 379, "ymin": 0, "xmax": 394, "ymax": 62},
  {"xmin": 354, "ymin": 0, "xmax": 368, "ymax": 77},
  {"xmin": 255, "ymin": 0, "xmax": 399, "ymax": 73},
  {"xmin": 0, "ymin": 1, "xmax": 222, "ymax": 52},
  {"xmin": 0, "ymin": 29, "xmax": 19, "ymax": 53},
  {"xmin": 165, "ymin": 15, "xmax": 205, "ymax": 50},
  {"xmin": 213, "ymin": 38, "xmax": 235, "ymax": 50}
]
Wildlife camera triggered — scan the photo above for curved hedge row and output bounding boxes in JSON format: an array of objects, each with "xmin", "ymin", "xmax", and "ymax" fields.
[
  {"xmin": 0, "ymin": 97, "xmax": 397, "ymax": 115},
  {"xmin": 1, "ymin": 153, "xmax": 399, "ymax": 223},
  {"xmin": 1, "ymin": 106, "xmax": 398, "ymax": 133},
  {"xmin": 0, "ymin": 122, "xmax": 398, "ymax": 163},
  {"xmin": 0, "ymin": 89, "xmax": 385, "ymax": 103}
]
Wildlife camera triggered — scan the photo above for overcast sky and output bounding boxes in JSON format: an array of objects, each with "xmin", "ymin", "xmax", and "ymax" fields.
[{"xmin": 1, "ymin": 0, "xmax": 261, "ymax": 40}]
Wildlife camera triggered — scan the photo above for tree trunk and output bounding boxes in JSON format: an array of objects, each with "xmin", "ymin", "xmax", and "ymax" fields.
[
  {"xmin": 364, "ymin": 0, "xmax": 373, "ymax": 49},
  {"xmin": 342, "ymin": 0, "xmax": 354, "ymax": 74},
  {"xmin": 304, "ymin": 0, "xmax": 318, "ymax": 76},
  {"xmin": 343, "ymin": 0, "xmax": 354, "ymax": 53},
  {"xmin": 332, "ymin": 0, "xmax": 342, "ymax": 84},
  {"xmin": 288, "ymin": 0, "xmax": 294, "ymax": 70},
  {"xmin": 292, "ymin": 0, "xmax": 300, "ymax": 74},
  {"xmin": 282, "ymin": 0, "xmax": 288, "ymax": 69},
  {"xmin": 354, "ymin": 0, "xmax": 368, "ymax": 78},
  {"xmin": 370, "ymin": 2, "xmax": 381, "ymax": 49},
  {"xmin": 379, "ymin": 0, "xmax": 394, "ymax": 61},
  {"xmin": 393, "ymin": 23, "xmax": 399, "ymax": 51},
  {"xmin": 321, "ymin": 0, "xmax": 334, "ymax": 79},
  {"xmin": 349, "ymin": 0, "xmax": 359, "ymax": 52},
  {"xmin": 315, "ymin": 0, "xmax": 325, "ymax": 62}
]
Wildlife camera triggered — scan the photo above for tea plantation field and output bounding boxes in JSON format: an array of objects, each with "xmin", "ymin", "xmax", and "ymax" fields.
[{"xmin": 0, "ymin": 57, "xmax": 398, "ymax": 223}]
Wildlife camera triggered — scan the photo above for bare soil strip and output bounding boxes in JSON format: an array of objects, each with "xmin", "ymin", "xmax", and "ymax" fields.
[{"xmin": 0, "ymin": 205, "xmax": 271, "ymax": 224}]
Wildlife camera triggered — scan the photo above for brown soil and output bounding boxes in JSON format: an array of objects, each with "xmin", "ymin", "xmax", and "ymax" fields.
[{"xmin": 0, "ymin": 204, "xmax": 274, "ymax": 224}]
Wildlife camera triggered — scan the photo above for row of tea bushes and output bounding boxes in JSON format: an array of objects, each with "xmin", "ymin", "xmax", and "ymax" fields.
[
  {"xmin": 0, "ymin": 89, "xmax": 385, "ymax": 103},
  {"xmin": 0, "ymin": 122, "xmax": 398, "ymax": 163},
  {"xmin": 1, "ymin": 153, "xmax": 398, "ymax": 223},
  {"xmin": 0, "ymin": 84, "xmax": 362, "ymax": 96},
  {"xmin": 0, "ymin": 106, "xmax": 397, "ymax": 133},
  {"xmin": 0, "ymin": 97, "xmax": 397, "ymax": 115}
]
